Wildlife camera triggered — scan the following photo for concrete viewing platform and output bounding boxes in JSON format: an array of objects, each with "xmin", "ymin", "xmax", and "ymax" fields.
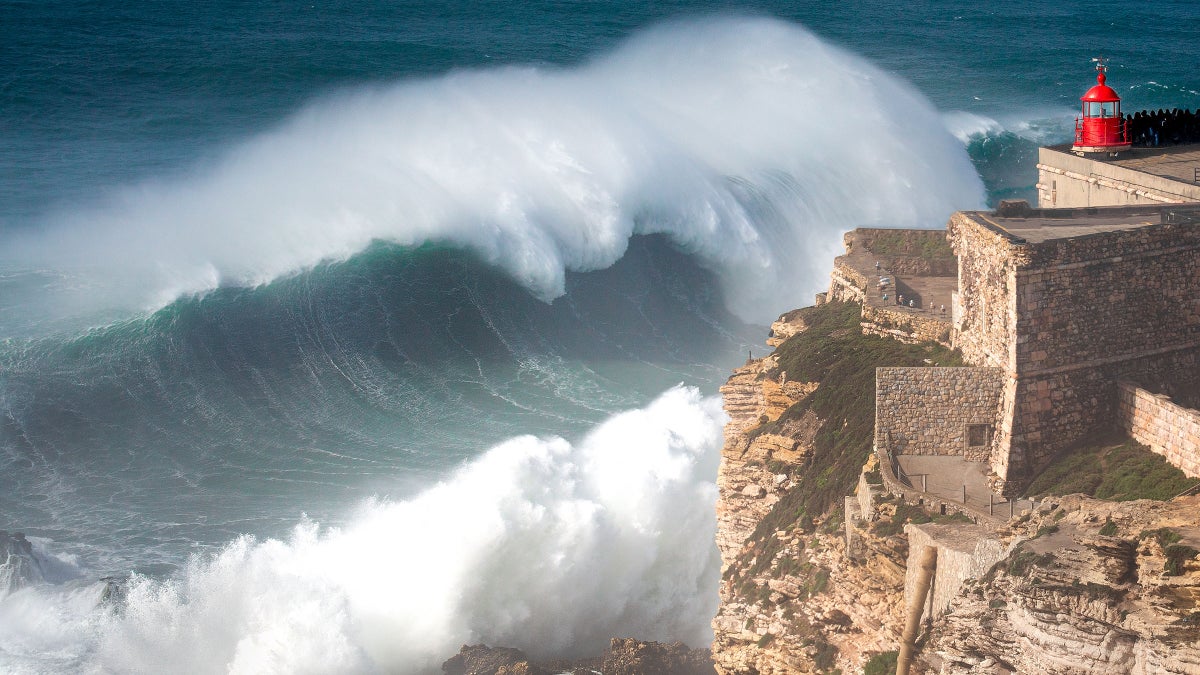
[
  {"xmin": 824, "ymin": 228, "xmax": 956, "ymax": 344},
  {"xmin": 1047, "ymin": 141, "xmax": 1200, "ymax": 186},
  {"xmin": 1038, "ymin": 143, "xmax": 1200, "ymax": 207}
]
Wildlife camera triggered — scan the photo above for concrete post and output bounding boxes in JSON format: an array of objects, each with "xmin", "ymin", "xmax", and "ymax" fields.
[{"xmin": 897, "ymin": 545, "xmax": 938, "ymax": 675}]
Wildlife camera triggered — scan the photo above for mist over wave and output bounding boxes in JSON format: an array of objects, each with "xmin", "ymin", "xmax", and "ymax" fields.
[
  {"xmin": 5, "ymin": 16, "xmax": 982, "ymax": 328},
  {"xmin": 0, "ymin": 387, "xmax": 725, "ymax": 674}
]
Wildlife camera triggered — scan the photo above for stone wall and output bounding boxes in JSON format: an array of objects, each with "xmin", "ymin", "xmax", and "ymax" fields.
[
  {"xmin": 828, "ymin": 259, "xmax": 868, "ymax": 303},
  {"xmin": 904, "ymin": 523, "xmax": 1009, "ymax": 620},
  {"xmin": 947, "ymin": 212, "xmax": 1018, "ymax": 371},
  {"xmin": 860, "ymin": 305, "xmax": 951, "ymax": 346},
  {"xmin": 1014, "ymin": 220, "xmax": 1200, "ymax": 374},
  {"xmin": 1007, "ymin": 220, "xmax": 1200, "ymax": 480},
  {"xmin": 949, "ymin": 208, "xmax": 1200, "ymax": 488},
  {"xmin": 876, "ymin": 367, "xmax": 1005, "ymax": 460},
  {"xmin": 1117, "ymin": 381, "xmax": 1200, "ymax": 478}
]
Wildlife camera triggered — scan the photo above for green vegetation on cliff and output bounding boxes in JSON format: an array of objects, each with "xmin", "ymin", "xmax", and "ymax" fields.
[
  {"xmin": 733, "ymin": 301, "xmax": 961, "ymax": 577},
  {"xmin": 1025, "ymin": 437, "xmax": 1197, "ymax": 501}
]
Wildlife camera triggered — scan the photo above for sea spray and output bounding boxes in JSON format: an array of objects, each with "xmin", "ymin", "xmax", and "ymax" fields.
[
  {"xmin": 4, "ymin": 17, "xmax": 983, "ymax": 330},
  {"xmin": 0, "ymin": 386, "xmax": 725, "ymax": 673}
]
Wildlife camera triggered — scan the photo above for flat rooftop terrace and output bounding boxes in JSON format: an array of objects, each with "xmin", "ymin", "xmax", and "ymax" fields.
[
  {"xmin": 1047, "ymin": 142, "xmax": 1200, "ymax": 186},
  {"xmin": 964, "ymin": 202, "xmax": 1200, "ymax": 244}
]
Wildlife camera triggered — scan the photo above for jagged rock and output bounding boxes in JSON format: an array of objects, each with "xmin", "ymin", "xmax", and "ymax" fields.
[
  {"xmin": 99, "ymin": 575, "xmax": 128, "ymax": 607},
  {"xmin": 0, "ymin": 530, "xmax": 45, "ymax": 594},
  {"xmin": 922, "ymin": 495, "xmax": 1200, "ymax": 674},
  {"xmin": 712, "ymin": 356, "xmax": 908, "ymax": 674},
  {"xmin": 740, "ymin": 485, "xmax": 764, "ymax": 498},
  {"xmin": 441, "ymin": 645, "xmax": 547, "ymax": 675},
  {"xmin": 601, "ymin": 638, "xmax": 715, "ymax": 675},
  {"xmin": 766, "ymin": 313, "xmax": 807, "ymax": 348}
]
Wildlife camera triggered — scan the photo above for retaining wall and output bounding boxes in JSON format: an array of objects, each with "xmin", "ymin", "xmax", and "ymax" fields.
[
  {"xmin": 876, "ymin": 367, "xmax": 1005, "ymax": 460},
  {"xmin": 904, "ymin": 523, "xmax": 1009, "ymax": 621},
  {"xmin": 1117, "ymin": 381, "xmax": 1200, "ymax": 478}
]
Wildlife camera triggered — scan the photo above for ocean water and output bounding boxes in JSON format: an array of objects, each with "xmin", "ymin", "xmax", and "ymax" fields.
[{"xmin": 0, "ymin": 2, "xmax": 1197, "ymax": 673}]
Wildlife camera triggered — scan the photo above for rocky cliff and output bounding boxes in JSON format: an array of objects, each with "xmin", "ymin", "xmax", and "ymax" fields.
[
  {"xmin": 922, "ymin": 495, "xmax": 1200, "ymax": 674},
  {"xmin": 711, "ymin": 303, "xmax": 964, "ymax": 673},
  {"xmin": 710, "ymin": 301, "xmax": 1200, "ymax": 674}
]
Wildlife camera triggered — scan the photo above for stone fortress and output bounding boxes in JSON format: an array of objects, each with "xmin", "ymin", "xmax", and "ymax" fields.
[{"xmin": 826, "ymin": 141, "xmax": 1200, "ymax": 501}]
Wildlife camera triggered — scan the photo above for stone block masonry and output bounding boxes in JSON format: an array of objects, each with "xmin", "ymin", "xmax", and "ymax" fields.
[
  {"xmin": 1118, "ymin": 381, "xmax": 1200, "ymax": 478},
  {"xmin": 876, "ymin": 367, "xmax": 1004, "ymax": 460},
  {"xmin": 861, "ymin": 305, "xmax": 951, "ymax": 346},
  {"xmin": 949, "ymin": 205, "xmax": 1200, "ymax": 489}
]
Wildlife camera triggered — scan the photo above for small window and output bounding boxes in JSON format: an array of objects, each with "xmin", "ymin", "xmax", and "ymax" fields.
[
  {"xmin": 1085, "ymin": 101, "xmax": 1119, "ymax": 118},
  {"xmin": 966, "ymin": 424, "xmax": 993, "ymax": 448}
]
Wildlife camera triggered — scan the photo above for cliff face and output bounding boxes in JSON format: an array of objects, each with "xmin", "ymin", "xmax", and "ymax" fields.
[
  {"xmin": 710, "ymin": 302, "xmax": 1200, "ymax": 675},
  {"xmin": 711, "ymin": 312, "xmax": 911, "ymax": 674},
  {"xmin": 923, "ymin": 495, "xmax": 1200, "ymax": 674}
]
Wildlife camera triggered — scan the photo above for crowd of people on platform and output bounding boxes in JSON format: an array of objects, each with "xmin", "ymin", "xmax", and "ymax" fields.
[{"xmin": 1125, "ymin": 108, "xmax": 1200, "ymax": 147}]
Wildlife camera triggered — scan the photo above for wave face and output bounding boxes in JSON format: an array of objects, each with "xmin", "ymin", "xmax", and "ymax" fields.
[
  {"xmin": 0, "ymin": 236, "xmax": 751, "ymax": 575},
  {"xmin": 3, "ymin": 16, "xmax": 982, "ymax": 331}
]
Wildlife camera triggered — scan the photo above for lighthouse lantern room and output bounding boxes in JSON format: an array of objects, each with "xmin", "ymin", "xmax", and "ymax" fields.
[{"xmin": 1072, "ymin": 57, "xmax": 1131, "ymax": 154}]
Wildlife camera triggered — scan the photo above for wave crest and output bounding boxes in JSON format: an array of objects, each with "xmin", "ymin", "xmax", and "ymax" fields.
[{"xmin": 8, "ymin": 17, "xmax": 982, "ymax": 326}]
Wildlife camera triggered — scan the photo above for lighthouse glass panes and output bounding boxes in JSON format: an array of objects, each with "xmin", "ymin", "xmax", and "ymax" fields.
[{"xmin": 1085, "ymin": 101, "xmax": 1119, "ymax": 118}]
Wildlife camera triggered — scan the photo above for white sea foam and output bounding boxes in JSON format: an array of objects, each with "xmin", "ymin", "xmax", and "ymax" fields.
[
  {"xmin": 942, "ymin": 109, "xmax": 1075, "ymax": 145},
  {"xmin": 0, "ymin": 386, "xmax": 726, "ymax": 674},
  {"xmin": 5, "ymin": 17, "xmax": 983, "ymax": 326},
  {"xmin": 941, "ymin": 111, "xmax": 1006, "ymax": 143}
]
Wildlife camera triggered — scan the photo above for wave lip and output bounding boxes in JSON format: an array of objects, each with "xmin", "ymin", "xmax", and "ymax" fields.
[{"xmin": 6, "ymin": 16, "xmax": 983, "ymax": 328}]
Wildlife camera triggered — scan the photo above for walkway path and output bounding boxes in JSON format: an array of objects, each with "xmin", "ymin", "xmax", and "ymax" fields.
[{"xmin": 895, "ymin": 455, "xmax": 1038, "ymax": 520}]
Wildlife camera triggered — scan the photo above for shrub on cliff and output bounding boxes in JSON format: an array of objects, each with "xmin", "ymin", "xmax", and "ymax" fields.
[{"xmin": 734, "ymin": 301, "xmax": 962, "ymax": 578}]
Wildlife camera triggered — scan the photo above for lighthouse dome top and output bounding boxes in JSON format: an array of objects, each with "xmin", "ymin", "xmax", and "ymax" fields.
[{"xmin": 1082, "ymin": 66, "xmax": 1121, "ymax": 102}]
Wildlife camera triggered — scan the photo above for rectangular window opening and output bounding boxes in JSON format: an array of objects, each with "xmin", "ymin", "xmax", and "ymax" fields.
[{"xmin": 966, "ymin": 424, "xmax": 993, "ymax": 448}]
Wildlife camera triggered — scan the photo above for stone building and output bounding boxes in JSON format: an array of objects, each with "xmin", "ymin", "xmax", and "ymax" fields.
[
  {"xmin": 947, "ymin": 200, "xmax": 1200, "ymax": 491},
  {"xmin": 843, "ymin": 145, "xmax": 1200, "ymax": 494}
]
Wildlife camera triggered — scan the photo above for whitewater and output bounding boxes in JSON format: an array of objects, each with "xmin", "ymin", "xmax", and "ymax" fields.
[
  {"xmin": 0, "ymin": 10, "xmax": 1088, "ymax": 673},
  {"xmin": 3, "ymin": 18, "xmax": 980, "ymax": 331}
]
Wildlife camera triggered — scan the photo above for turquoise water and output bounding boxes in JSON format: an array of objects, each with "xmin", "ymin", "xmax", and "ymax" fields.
[{"xmin": 0, "ymin": 2, "xmax": 1197, "ymax": 672}]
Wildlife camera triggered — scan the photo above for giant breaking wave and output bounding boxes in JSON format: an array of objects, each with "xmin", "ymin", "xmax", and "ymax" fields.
[{"xmin": 3, "ymin": 16, "xmax": 982, "ymax": 330}]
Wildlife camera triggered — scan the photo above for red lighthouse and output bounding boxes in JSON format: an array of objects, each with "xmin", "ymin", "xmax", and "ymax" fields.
[{"xmin": 1072, "ymin": 58, "xmax": 1130, "ymax": 154}]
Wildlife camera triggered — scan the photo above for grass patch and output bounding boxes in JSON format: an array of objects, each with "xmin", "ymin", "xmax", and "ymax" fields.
[
  {"xmin": 1099, "ymin": 517, "xmax": 1118, "ymax": 536},
  {"xmin": 1034, "ymin": 524, "xmax": 1060, "ymax": 539},
  {"xmin": 873, "ymin": 502, "xmax": 934, "ymax": 537},
  {"xmin": 863, "ymin": 651, "xmax": 899, "ymax": 675},
  {"xmin": 991, "ymin": 547, "xmax": 1057, "ymax": 579},
  {"xmin": 862, "ymin": 230, "xmax": 955, "ymax": 258},
  {"xmin": 1141, "ymin": 528, "xmax": 1183, "ymax": 548},
  {"xmin": 1025, "ymin": 437, "xmax": 1196, "ymax": 501},
  {"xmin": 1165, "ymin": 545, "xmax": 1199, "ymax": 576}
]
